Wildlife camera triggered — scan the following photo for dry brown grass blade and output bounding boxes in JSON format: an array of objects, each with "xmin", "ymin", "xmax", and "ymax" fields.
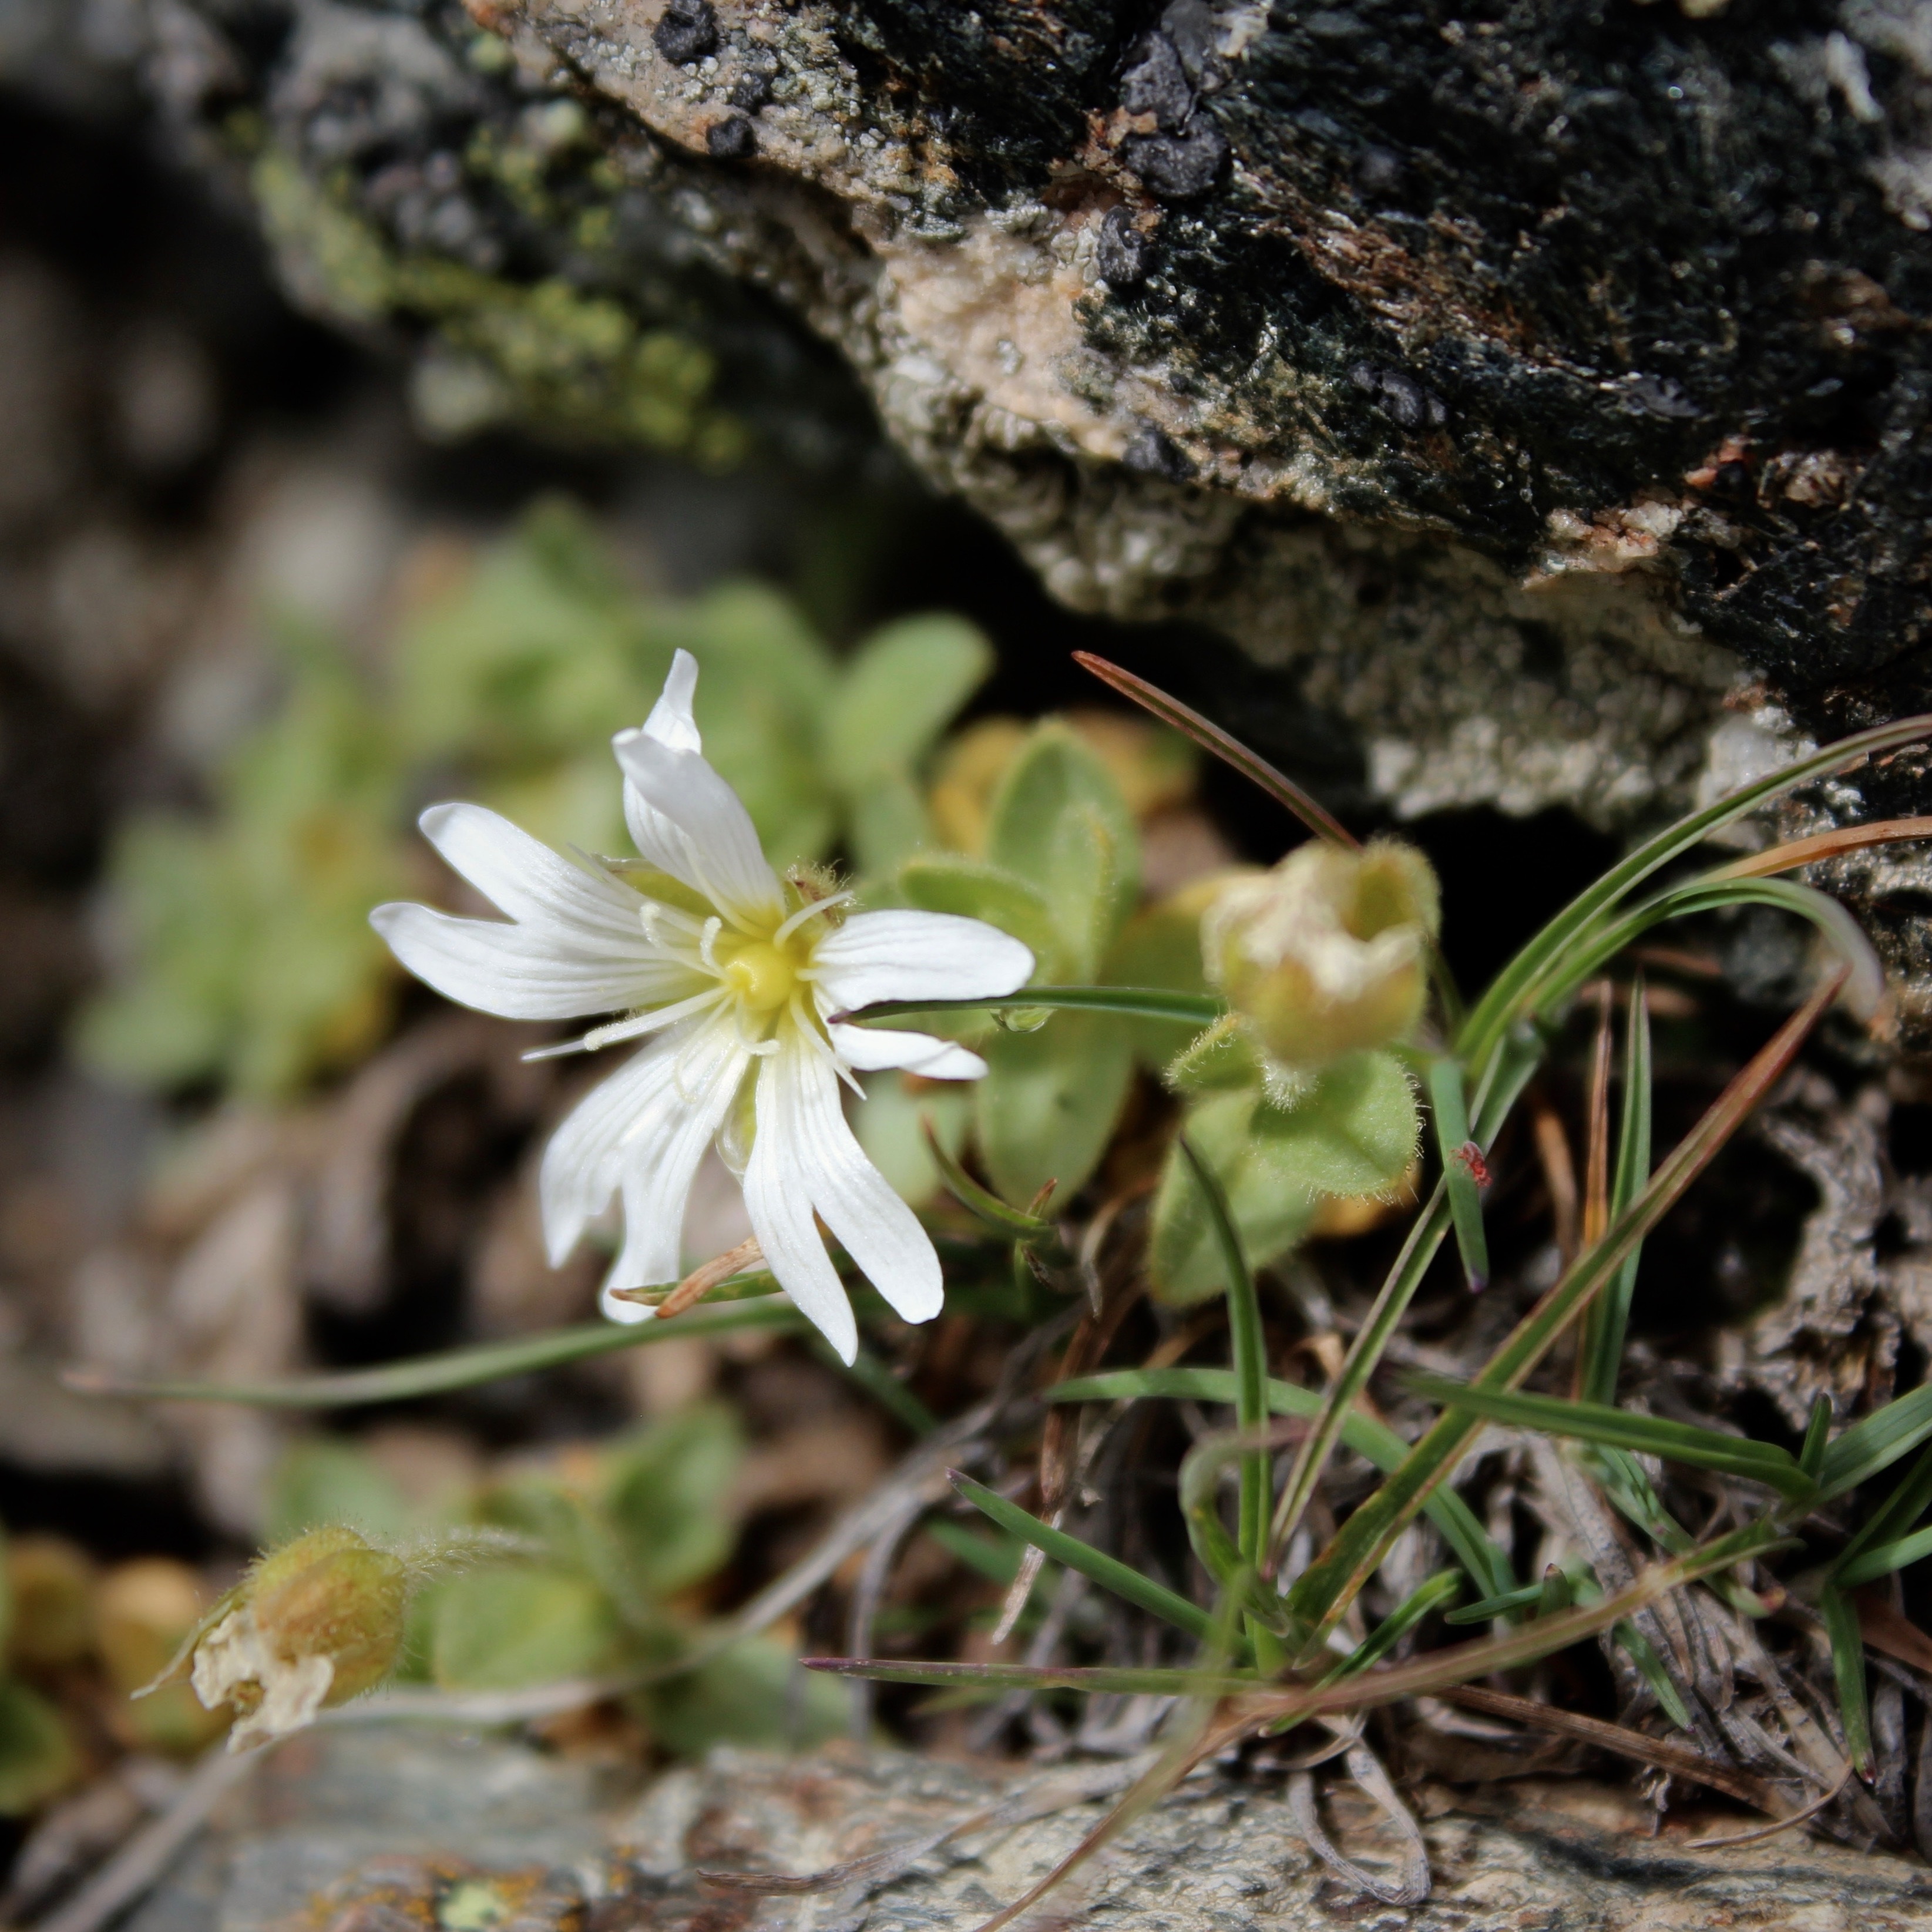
[
  {"xmin": 1853, "ymin": 1591, "xmax": 1932, "ymax": 1675},
  {"xmin": 1530, "ymin": 1089, "xmax": 1581, "ymax": 1266},
  {"xmin": 1708, "ymin": 817, "xmax": 1932, "ymax": 881},
  {"xmin": 1583, "ymin": 982, "xmax": 1614, "ymax": 1250},
  {"xmin": 1071, "ymin": 651, "xmax": 1358, "ymax": 849},
  {"xmin": 608, "ymin": 1235, "xmax": 763, "ymax": 1319},
  {"xmin": 1436, "ymin": 1685, "xmax": 1786, "ymax": 1812},
  {"xmin": 1684, "ymin": 1767, "xmax": 1853, "ymax": 1850}
]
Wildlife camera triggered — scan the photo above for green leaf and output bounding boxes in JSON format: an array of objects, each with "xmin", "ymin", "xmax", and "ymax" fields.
[
  {"xmin": 986, "ymin": 724, "xmax": 1139, "ymax": 979},
  {"xmin": 1051, "ymin": 1367, "xmax": 1512, "ymax": 1601},
  {"xmin": 848, "ymin": 1077, "xmax": 972, "ymax": 1209},
  {"xmin": 950, "ymin": 1471, "xmax": 1217, "ymax": 1644},
  {"xmin": 1102, "ymin": 886, "xmax": 1224, "ymax": 1070},
  {"xmin": 1164, "ymin": 1014, "xmax": 1265, "ymax": 1094},
  {"xmin": 977, "ymin": 1013, "xmax": 1134, "ymax": 1206},
  {"xmin": 427, "ymin": 1567, "xmax": 621, "ymax": 1689},
  {"xmin": 804, "ymin": 1655, "xmax": 1259, "ymax": 1696},
  {"xmin": 897, "ymin": 857, "xmax": 1066, "ymax": 977},
  {"xmin": 1612, "ymin": 1619, "xmax": 1693, "ymax": 1730},
  {"xmin": 1427, "ymin": 1059, "xmax": 1489, "ymax": 1293},
  {"xmin": 847, "ymin": 774, "xmax": 936, "ymax": 876},
  {"xmin": 1819, "ymin": 1582, "xmax": 1872, "ymax": 1776},
  {"xmin": 1150, "ymin": 1053, "xmax": 1419, "ymax": 1303},
  {"xmin": 1833, "ymin": 1442, "xmax": 1932, "ymax": 1583},
  {"xmin": 602, "ymin": 1403, "xmax": 745, "ymax": 1598},
  {"xmin": 1443, "ymin": 1581, "xmax": 1544, "ymax": 1626},
  {"xmin": 1836, "ymin": 1524, "xmax": 1932, "ymax": 1589},
  {"xmin": 265, "ymin": 1439, "xmax": 415, "ymax": 1544},
  {"xmin": 925, "ymin": 1519, "xmax": 1027, "ymax": 1588},
  {"xmin": 0, "ymin": 1681, "xmax": 76, "ymax": 1815},
  {"xmin": 917, "ymin": 1114, "xmax": 1056, "ymax": 1239},
  {"xmin": 649, "ymin": 1633, "xmax": 849, "ymax": 1755},
  {"xmin": 1400, "ymin": 1374, "xmax": 1815, "ymax": 1500},
  {"xmin": 825, "ymin": 614, "xmax": 993, "ymax": 782}
]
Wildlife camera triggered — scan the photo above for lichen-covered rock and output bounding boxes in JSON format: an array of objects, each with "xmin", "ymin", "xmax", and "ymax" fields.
[
  {"xmin": 102, "ymin": 0, "xmax": 1932, "ymax": 990},
  {"xmin": 121, "ymin": 1726, "xmax": 1932, "ymax": 1932}
]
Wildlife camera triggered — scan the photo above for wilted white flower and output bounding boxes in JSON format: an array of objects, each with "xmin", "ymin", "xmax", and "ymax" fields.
[
  {"xmin": 1202, "ymin": 837, "xmax": 1439, "ymax": 1078},
  {"xmin": 372, "ymin": 650, "xmax": 1033, "ymax": 1361}
]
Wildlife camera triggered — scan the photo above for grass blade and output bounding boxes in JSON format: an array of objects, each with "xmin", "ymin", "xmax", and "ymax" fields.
[
  {"xmin": 920, "ymin": 1115, "xmax": 1056, "ymax": 1240},
  {"xmin": 1177, "ymin": 1136, "xmax": 1270, "ymax": 1564},
  {"xmin": 1428, "ymin": 1059, "xmax": 1489, "ymax": 1292},
  {"xmin": 1400, "ymin": 1373, "xmax": 1814, "ymax": 1500},
  {"xmin": 835, "ymin": 986, "xmax": 1225, "ymax": 1026},
  {"xmin": 1708, "ymin": 817, "xmax": 1932, "ymax": 880},
  {"xmin": 1611, "ymin": 1619, "xmax": 1693, "ymax": 1729},
  {"xmin": 801, "ymin": 1657, "xmax": 1256, "ymax": 1696},
  {"xmin": 1265, "ymin": 1026, "xmax": 1543, "ymax": 1585},
  {"xmin": 1835, "ymin": 1525, "xmax": 1932, "ymax": 1590},
  {"xmin": 1443, "ymin": 1580, "xmax": 1545, "ymax": 1625},
  {"xmin": 1819, "ymin": 1383, "xmax": 1932, "ymax": 1498},
  {"xmin": 1456, "ymin": 713, "xmax": 1932, "ymax": 1073},
  {"xmin": 1054, "ymin": 1368, "xmax": 1511, "ymax": 1598},
  {"xmin": 949, "ymin": 1471, "xmax": 1217, "ymax": 1644},
  {"xmin": 1071, "ymin": 651, "xmax": 1358, "ymax": 850},
  {"xmin": 1579, "ymin": 977, "xmax": 1652, "ymax": 1406},
  {"xmin": 1819, "ymin": 1581, "xmax": 1874, "ymax": 1776},
  {"xmin": 62, "ymin": 1298, "xmax": 803, "ymax": 1408},
  {"xmin": 1832, "ymin": 1442, "xmax": 1932, "ymax": 1581},
  {"xmin": 1319, "ymin": 1570, "xmax": 1461, "ymax": 1684},
  {"xmin": 1287, "ymin": 973, "xmax": 1842, "ymax": 1648},
  {"xmin": 1801, "ymin": 1393, "xmax": 1833, "ymax": 1479}
]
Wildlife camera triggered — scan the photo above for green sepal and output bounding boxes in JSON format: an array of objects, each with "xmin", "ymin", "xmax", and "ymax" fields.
[{"xmin": 1165, "ymin": 1014, "xmax": 1265, "ymax": 1093}]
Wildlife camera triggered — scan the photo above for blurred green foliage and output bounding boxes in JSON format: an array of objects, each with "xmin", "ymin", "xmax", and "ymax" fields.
[
  {"xmin": 0, "ymin": 1527, "xmax": 81, "ymax": 1816},
  {"xmin": 78, "ymin": 500, "xmax": 993, "ymax": 1101},
  {"xmin": 264, "ymin": 1412, "xmax": 848, "ymax": 1753}
]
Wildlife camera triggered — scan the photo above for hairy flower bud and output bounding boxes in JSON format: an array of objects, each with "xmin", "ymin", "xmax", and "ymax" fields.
[
  {"xmin": 1203, "ymin": 838, "xmax": 1440, "ymax": 1074},
  {"xmin": 189, "ymin": 1527, "xmax": 406, "ymax": 1750}
]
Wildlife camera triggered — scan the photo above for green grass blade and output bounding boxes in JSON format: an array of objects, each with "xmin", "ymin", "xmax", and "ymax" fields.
[
  {"xmin": 1582, "ymin": 1447, "xmax": 1694, "ymax": 1555},
  {"xmin": 1819, "ymin": 1582, "xmax": 1873, "ymax": 1776},
  {"xmin": 920, "ymin": 1115, "xmax": 1057, "ymax": 1240},
  {"xmin": 1819, "ymin": 1383, "xmax": 1932, "ymax": 1498},
  {"xmin": 800, "ymin": 1657, "xmax": 1261, "ymax": 1696},
  {"xmin": 1455, "ymin": 711, "xmax": 1932, "ymax": 1074},
  {"xmin": 949, "ymin": 1471, "xmax": 1217, "ymax": 1644},
  {"xmin": 1400, "ymin": 1373, "xmax": 1815, "ymax": 1500},
  {"xmin": 1177, "ymin": 1135, "xmax": 1271, "ymax": 1563},
  {"xmin": 1537, "ymin": 1564, "xmax": 1575, "ymax": 1618},
  {"xmin": 1287, "ymin": 975, "xmax": 1841, "ymax": 1648},
  {"xmin": 62, "ymin": 1299, "xmax": 804, "ymax": 1408},
  {"xmin": 1612, "ymin": 1621, "xmax": 1692, "ymax": 1729},
  {"xmin": 1581, "ymin": 979, "xmax": 1652, "ymax": 1406},
  {"xmin": 1264, "ymin": 1026, "xmax": 1543, "ymax": 1585},
  {"xmin": 1319, "ymin": 1570, "xmax": 1461, "ymax": 1685},
  {"xmin": 836, "ymin": 986, "xmax": 1224, "ymax": 1026},
  {"xmin": 1801, "ymin": 1394, "xmax": 1833, "ymax": 1479},
  {"xmin": 1835, "ymin": 1524, "xmax": 1932, "ymax": 1590},
  {"xmin": 1830, "ymin": 1441, "xmax": 1932, "ymax": 1580},
  {"xmin": 1054, "ymin": 1368, "xmax": 1512, "ymax": 1600},
  {"xmin": 1443, "ymin": 1581, "xmax": 1544, "ymax": 1625},
  {"xmin": 1428, "ymin": 1059, "xmax": 1489, "ymax": 1293}
]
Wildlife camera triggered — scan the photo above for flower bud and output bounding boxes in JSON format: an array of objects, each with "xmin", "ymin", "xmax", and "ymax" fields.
[
  {"xmin": 1203, "ymin": 838, "xmax": 1440, "ymax": 1073},
  {"xmin": 189, "ymin": 1526, "xmax": 406, "ymax": 1750}
]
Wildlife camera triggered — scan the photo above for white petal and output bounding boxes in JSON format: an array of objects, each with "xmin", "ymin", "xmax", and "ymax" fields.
[
  {"xmin": 540, "ymin": 1024, "xmax": 690, "ymax": 1270},
  {"xmin": 812, "ymin": 910, "xmax": 1034, "ymax": 1012},
  {"xmin": 599, "ymin": 1019, "xmax": 751, "ymax": 1322},
  {"xmin": 742, "ymin": 1053, "xmax": 858, "ymax": 1364},
  {"xmin": 418, "ymin": 803, "xmax": 645, "ymax": 943},
  {"xmin": 780, "ymin": 1039, "xmax": 944, "ymax": 1326},
  {"xmin": 643, "ymin": 649, "xmax": 702, "ymax": 752},
  {"xmin": 371, "ymin": 902, "xmax": 698, "ymax": 1021},
  {"xmin": 613, "ymin": 729, "xmax": 782, "ymax": 925},
  {"xmin": 828, "ymin": 1022, "xmax": 988, "ymax": 1080}
]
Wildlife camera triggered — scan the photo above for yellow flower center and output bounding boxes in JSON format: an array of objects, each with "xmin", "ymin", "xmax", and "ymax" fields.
[{"xmin": 721, "ymin": 937, "xmax": 800, "ymax": 1013}]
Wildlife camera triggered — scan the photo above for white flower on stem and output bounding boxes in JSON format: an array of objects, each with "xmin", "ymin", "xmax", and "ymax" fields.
[{"xmin": 371, "ymin": 651, "xmax": 1033, "ymax": 1362}]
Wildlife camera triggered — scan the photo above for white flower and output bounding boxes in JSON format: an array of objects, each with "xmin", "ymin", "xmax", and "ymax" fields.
[{"xmin": 371, "ymin": 651, "xmax": 1033, "ymax": 1362}]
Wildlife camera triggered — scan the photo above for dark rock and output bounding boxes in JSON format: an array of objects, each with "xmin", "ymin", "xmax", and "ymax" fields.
[
  {"xmin": 727, "ymin": 56, "xmax": 777, "ymax": 112},
  {"xmin": 1349, "ymin": 361, "xmax": 1448, "ymax": 431},
  {"xmin": 1094, "ymin": 206, "xmax": 1148, "ymax": 288},
  {"xmin": 1123, "ymin": 118, "xmax": 1228, "ymax": 200},
  {"xmin": 1123, "ymin": 422, "xmax": 1190, "ymax": 481},
  {"xmin": 652, "ymin": 0, "xmax": 717, "ymax": 67},
  {"xmin": 1120, "ymin": 31, "xmax": 1192, "ymax": 132},
  {"xmin": 705, "ymin": 112, "xmax": 755, "ymax": 159},
  {"xmin": 1160, "ymin": 0, "xmax": 1222, "ymax": 90}
]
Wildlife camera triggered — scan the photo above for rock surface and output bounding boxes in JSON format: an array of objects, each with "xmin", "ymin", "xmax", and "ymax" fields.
[
  {"xmin": 112, "ymin": 0, "xmax": 1932, "ymax": 821},
  {"xmin": 123, "ymin": 1725, "xmax": 1932, "ymax": 1932}
]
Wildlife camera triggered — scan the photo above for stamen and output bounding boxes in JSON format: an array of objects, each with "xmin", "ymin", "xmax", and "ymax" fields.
[
  {"xmin": 699, "ymin": 916, "xmax": 724, "ymax": 973},
  {"xmin": 791, "ymin": 991, "xmax": 863, "ymax": 1096},
  {"xmin": 675, "ymin": 829, "xmax": 764, "ymax": 936},
  {"xmin": 772, "ymin": 889, "xmax": 855, "ymax": 946},
  {"xmin": 520, "ymin": 987, "xmax": 727, "ymax": 1061}
]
